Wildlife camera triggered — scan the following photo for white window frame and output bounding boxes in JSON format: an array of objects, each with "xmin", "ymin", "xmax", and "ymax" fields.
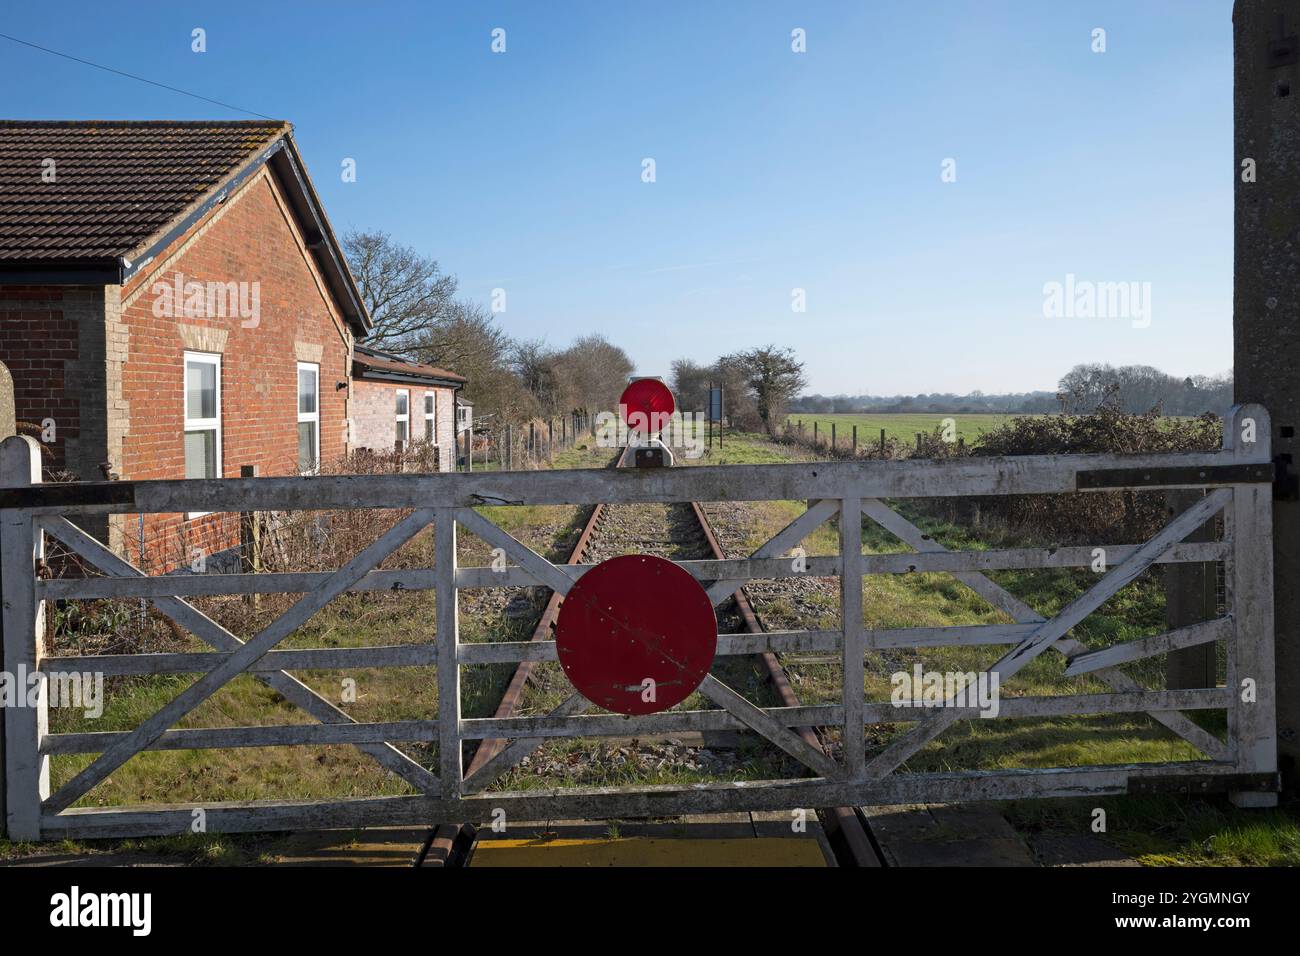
[
  {"xmin": 183, "ymin": 351, "xmax": 222, "ymax": 519},
  {"xmin": 297, "ymin": 362, "xmax": 320, "ymax": 474},
  {"xmin": 395, "ymin": 388, "xmax": 410, "ymax": 447},
  {"xmin": 424, "ymin": 390, "xmax": 437, "ymax": 444}
]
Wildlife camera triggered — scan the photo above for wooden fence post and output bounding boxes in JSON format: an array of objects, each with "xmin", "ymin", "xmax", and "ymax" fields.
[
  {"xmin": 240, "ymin": 465, "xmax": 260, "ymax": 611},
  {"xmin": 831, "ymin": 423, "xmax": 837, "ymax": 451},
  {"xmin": 1, "ymin": 435, "xmax": 47, "ymax": 840},
  {"xmin": 548, "ymin": 420, "xmax": 554, "ymax": 462},
  {"xmin": 879, "ymin": 428, "xmax": 886, "ymax": 455},
  {"xmin": 852, "ymin": 425, "xmax": 857, "ymax": 454}
]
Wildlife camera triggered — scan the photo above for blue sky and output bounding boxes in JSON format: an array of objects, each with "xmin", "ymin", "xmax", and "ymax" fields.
[{"xmin": 1, "ymin": 1, "xmax": 1235, "ymax": 395}]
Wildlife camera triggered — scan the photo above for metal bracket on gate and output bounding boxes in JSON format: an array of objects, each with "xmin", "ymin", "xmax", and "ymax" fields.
[
  {"xmin": 1273, "ymin": 454, "xmax": 1299, "ymax": 500},
  {"xmin": 0, "ymin": 481, "xmax": 137, "ymax": 510},
  {"xmin": 1075, "ymin": 464, "xmax": 1273, "ymax": 490},
  {"xmin": 1126, "ymin": 772, "xmax": 1280, "ymax": 796}
]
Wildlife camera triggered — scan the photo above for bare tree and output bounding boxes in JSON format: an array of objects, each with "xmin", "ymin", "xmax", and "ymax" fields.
[
  {"xmin": 552, "ymin": 335, "xmax": 634, "ymax": 419},
  {"xmin": 343, "ymin": 229, "xmax": 458, "ymax": 350},
  {"xmin": 405, "ymin": 300, "xmax": 530, "ymax": 424},
  {"xmin": 512, "ymin": 339, "xmax": 564, "ymax": 416},
  {"xmin": 670, "ymin": 358, "xmax": 711, "ymax": 415},
  {"xmin": 409, "ymin": 300, "xmax": 510, "ymax": 377}
]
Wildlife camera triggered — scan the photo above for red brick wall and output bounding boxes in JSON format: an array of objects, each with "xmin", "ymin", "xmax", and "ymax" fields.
[
  {"xmin": 115, "ymin": 169, "xmax": 354, "ymax": 568},
  {"xmin": 0, "ymin": 286, "xmax": 97, "ymax": 478}
]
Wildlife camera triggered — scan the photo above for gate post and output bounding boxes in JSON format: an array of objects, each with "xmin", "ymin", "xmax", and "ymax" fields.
[
  {"xmin": 1, "ymin": 435, "xmax": 48, "ymax": 840},
  {"xmin": 1234, "ymin": 0, "xmax": 1300, "ymax": 781},
  {"xmin": 1225, "ymin": 404, "xmax": 1278, "ymax": 806},
  {"xmin": 435, "ymin": 509, "xmax": 462, "ymax": 800}
]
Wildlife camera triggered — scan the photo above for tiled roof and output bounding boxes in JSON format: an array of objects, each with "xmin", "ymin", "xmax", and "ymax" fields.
[
  {"xmin": 354, "ymin": 345, "xmax": 466, "ymax": 384},
  {"xmin": 0, "ymin": 120, "xmax": 288, "ymax": 261}
]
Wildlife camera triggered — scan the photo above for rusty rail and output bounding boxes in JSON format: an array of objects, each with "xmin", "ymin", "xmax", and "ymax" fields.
[
  {"xmin": 688, "ymin": 500, "xmax": 879, "ymax": 867},
  {"xmin": 419, "ymin": 448, "xmax": 627, "ymax": 865}
]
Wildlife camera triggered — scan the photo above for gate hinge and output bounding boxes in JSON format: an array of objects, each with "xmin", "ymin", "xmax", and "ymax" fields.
[
  {"xmin": 1075, "ymin": 463, "xmax": 1272, "ymax": 490},
  {"xmin": 1274, "ymin": 454, "xmax": 1299, "ymax": 500},
  {"xmin": 1269, "ymin": 34, "xmax": 1299, "ymax": 68}
]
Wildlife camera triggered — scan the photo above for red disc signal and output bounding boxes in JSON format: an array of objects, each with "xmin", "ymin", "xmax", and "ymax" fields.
[
  {"xmin": 554, "ymin": 554, "xmax": 717, "ymax": 716},
  {"xmin": 619, "ymin": 379, "xmax": 675, "ymax": 432}
]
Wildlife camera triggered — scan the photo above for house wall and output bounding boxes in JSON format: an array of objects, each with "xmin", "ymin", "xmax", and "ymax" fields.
[
  {"xmin": 0, "ymin": 285, "xmax": 111, "ymax": 483},
  {"xmin": 351, "ymin": 378, "xmax": 456, "ymax": 472},
  {"xmin": 110, "ymin": 166, "xmax": 355, "ymax": 568}
]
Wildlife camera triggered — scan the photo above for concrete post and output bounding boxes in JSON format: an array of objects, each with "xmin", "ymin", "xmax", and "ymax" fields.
[{"xmin": 1234, "ymin": 0, "xmax": 1300, "ymax": 778}]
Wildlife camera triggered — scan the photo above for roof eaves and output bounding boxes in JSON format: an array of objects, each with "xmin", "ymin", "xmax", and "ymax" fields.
[
  {"xmin": 354, "ymin": 367, "xmax": 466, "ymax": 388},
  {"xmin": 271, "ymin": 134, "xmax": 371, "ymax": 337},
  {"xmin": 0, "ymin": 258, "xmax": 123, "ymax": 284}
]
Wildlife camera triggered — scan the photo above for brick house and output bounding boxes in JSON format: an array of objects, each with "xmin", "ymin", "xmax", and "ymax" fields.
[
  {"xmin": 350, "ymin": 343, "xmax": 464, "ymax": 468},
  {"xmin": 0, "ymin": 120, "xmax": 371, "ymax": 567}
]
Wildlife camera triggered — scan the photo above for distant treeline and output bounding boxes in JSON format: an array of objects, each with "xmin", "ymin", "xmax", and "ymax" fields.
[{"xmin": 792, "ymin": 363, "xmax": 1235, "ymax": 417}]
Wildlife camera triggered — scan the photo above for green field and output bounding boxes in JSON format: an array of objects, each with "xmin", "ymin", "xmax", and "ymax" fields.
[{"xmin": 785, "ymin": 412, "xmax": 1018, "ymax": 445}]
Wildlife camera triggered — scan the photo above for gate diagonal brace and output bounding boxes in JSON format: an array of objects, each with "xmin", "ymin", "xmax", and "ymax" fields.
[
  {"xmin": 41, "ymin": 508, "xmax": 438, "ymax": 814},
  {"xmin": 38, "ymin": 518, "xmax": 440, "ymax": 796},
  {"xmin": 859, "ymin": 493, "xmax": 1230, "ymax": 775}
]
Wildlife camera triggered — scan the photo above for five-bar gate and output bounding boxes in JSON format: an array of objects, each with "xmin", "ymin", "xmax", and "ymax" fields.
[{"xmin": 0, "ymin": 405, "xmax": 1278, "ymax": 840}]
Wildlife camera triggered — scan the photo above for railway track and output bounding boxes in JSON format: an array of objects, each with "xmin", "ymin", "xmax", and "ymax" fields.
[{"xmin": 418, "ymin": 445, "xmax": 881, "ymax": 867}]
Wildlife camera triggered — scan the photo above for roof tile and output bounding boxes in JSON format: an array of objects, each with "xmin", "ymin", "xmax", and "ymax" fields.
[{"xmin": 0, "ymin": 120, "xmax": 288, "ymax": 261}]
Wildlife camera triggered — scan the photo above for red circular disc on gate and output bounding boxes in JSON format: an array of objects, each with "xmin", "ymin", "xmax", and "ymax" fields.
[
  {"xmin": 555, "ymin": 554, "xmax": 716, "ymax": 715},
  {"xmin": 619, "ymin": 379, "xmax": 675, "ymax": 432}
]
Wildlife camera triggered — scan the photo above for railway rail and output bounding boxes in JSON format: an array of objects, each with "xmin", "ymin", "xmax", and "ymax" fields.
[{"xmin": 418, "ymin": 443, "xmax": 880, "ymax": 867}]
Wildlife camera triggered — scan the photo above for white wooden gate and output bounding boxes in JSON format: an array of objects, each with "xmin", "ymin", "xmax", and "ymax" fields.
[{"xmin": 0, "ymin": 405, "xmax": 1278, "ymax": 840}]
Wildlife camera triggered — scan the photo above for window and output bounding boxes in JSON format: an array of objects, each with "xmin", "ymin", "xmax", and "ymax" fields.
[
  {"xmin": 424, "ymin": 391, "xmax": 436, "ymax": 442},
  {"xmin": 395, "ymin": 389, "xmax": 409, "ymax": 446},
  {"xmin": 184, "ymin": 353, "xmax": 221, "ymax": 480},
  {"xmin": 297, "ymin": 362, "xmax": 319, "ymax": 472},
  {"xmin": 184, "ymin": 352, "xmax": 221, "ymax": 519}
]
